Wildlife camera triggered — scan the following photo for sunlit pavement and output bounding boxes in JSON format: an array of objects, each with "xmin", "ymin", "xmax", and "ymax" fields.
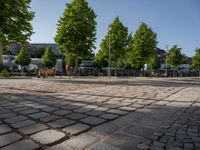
[{"xmin": 0, "ymin": 77, "xmax": 199, "ymax": 150}]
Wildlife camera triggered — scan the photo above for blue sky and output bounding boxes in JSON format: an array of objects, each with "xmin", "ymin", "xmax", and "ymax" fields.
[{"xmin": 30, "ymin": 0, "xmax": 200, "ymax": 57}]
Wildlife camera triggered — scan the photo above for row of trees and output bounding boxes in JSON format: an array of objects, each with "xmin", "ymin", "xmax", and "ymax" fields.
[
  {"xmin": 1, "ymin": 0, "xmax": 200, "ymax": 76},
  {"xmin": 15, "ymin": 47, "xmax": 56, "ymax": 75},
  {"xmin": 95, "ymin": 18, "xmax": 158, "ymax": 73},
  {"xmin": 54, "ymin": 0, "xmax": 159, "ymax": 72},
  {"xmin": 54, "ymin": 0, "xmax": 200, "ymax": 74}
]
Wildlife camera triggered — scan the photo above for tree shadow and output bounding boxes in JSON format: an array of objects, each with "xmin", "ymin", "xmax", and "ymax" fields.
[{"xmin": 0, "ymin": 87, "xmax": 199, "ymax": 149}]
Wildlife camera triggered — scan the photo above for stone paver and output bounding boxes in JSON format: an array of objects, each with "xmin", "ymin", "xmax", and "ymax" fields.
[
  {"xmin": 40, "ymin": 115, "xmax": 61, "ymax": 122},
  {"xmin": 89, "ymin": 142, "xmax": 122, "ymax": 150},
  {"xmin": 0, "ymin": 132, "xmax": 22, "ymax": 147},
  {"xmin": 100, "ymin": 113, "xmax": 119, "ymax": 120},
  {"xmin": 48, "ymin": 118, "xmax": 76, "ymax": 128},
  {"xmin": 0, "ymin": 124, "xmax": 12, "ymax": 134},
  {"xmin": 0, "ymin": 113, "xmax": 17, "ymax": 119},
  {"xmin": 11, "ymin": 119, "xmax": 36, "ymax": 128},
  {"xmin": 49, "ymin": 133, "xmax": 98, "ymax": 149},
  {"xmin": 31, "ymin": 129, "xmax": 65, "ymax": 145},
  {"xmin": 124, "ymin": 124, "xmax": 155, "ymax": 137},
  {"xmin": 63, "ymin": 123, "xmax": 90, "ymax": 136},
  {"xmin": 135, "ymin": 101, "xmax": 200, "ymax": 150},
  {"xmin": 0, "ymin": 78, "xmax": 200, "ymax": 149},
  {"xmin": 4, "ymin": 115, "xmax": 28, "ymax": 124},
  {"xmin": 18, "ymin": 123, "xmax": 48, "ymax": 135},
  {"xmin": 53, "ymin": 110, "xmax": 72, "ymax": 115},
  {"xmin": 28, "ymin": 112, "xmax": 50, "ymax": 119},
  {"xmin": 107, "ymin": 109, "xmax": 128, "ymax": 115},
  {"xmin": 1, "ymin": 140, "xmax": 39, "ymax": 150},
  {"xmin": 66, "ymin": 113, "xmax": 87, "ymax": 120},
  {"xmin": 80, "ymin": 116, "xmax": 106, "ymax": 125},
  {"xmin": 19, "ymin": 109, "xmax": 40, "ymax": 115},
  {"xmin": 105, "ymin": 133, "xmax": 142, "ymax": 150}
]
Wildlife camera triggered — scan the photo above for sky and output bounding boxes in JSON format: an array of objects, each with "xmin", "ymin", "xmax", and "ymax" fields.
[{"xmin": 30, "ymin": 0, "xmax": 200, "ymax": 57}]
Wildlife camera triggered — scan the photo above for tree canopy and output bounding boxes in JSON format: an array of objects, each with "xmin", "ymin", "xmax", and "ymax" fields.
[
  {"xmin": 192, "ymin": 48, "xmax": 200, "ymax": 70},
  {"xmin": 37, "ymin": 47, "xmax": 46, "ymax": 58},
  {"xmin": 128, "ymin": 22, "xmax": 157, "ymax": 69},
  {"xmin": 0, "ymin": 0, "xmax": 34, "ymax": 66},
  {"xmin": 16, "ymin": 48, "xmax": 31, "ymax": 67},
  {"xmin": 42, "ymin": 47, "xmax": 57, "ymax": 68},
  {"xmin": 149, "ymin": 55, "xmax": 161, "ymax": 70},
  {"xmin": 167, "ymin": 45, "xmax": 182, "ymax": 67},
  {"xmin": 95, "ymin": 17, "xmax": 129, "ymax": 68},
  {"xmin": 55, "ymin": 0, "xmax": 96, "ymax": 66}
]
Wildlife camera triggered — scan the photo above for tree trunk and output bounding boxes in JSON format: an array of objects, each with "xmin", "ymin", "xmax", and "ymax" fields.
[
  {"xmin": 199, "ymin": 70, "xmax": 200, "ymax": 77},
  {"xmin": 21, "ymin": 65, "xmax": 23, "ymax": 76},
  {"xmin": 141, "ymin": 68, "xmax": 144, "ymax": 77},
  {"xmin": 75, "ymin": 56, "xmax": 78, "ymax": 78},
  {"xmin": 115, "ymin": 67, "xmax": 117, "ymax": 77},
  {"xmin": 0, "ymin": 38, "xmax": 3, "ymax": 70}
]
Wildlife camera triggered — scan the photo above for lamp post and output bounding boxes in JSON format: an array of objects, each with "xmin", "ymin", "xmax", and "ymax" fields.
[
  {"xmin": 165, "ymin": 45, "xmax": 169, "ymax": 77},
  {"xmin": 108, "ymin": 26, "xmax": 111, "ymax": 78}
]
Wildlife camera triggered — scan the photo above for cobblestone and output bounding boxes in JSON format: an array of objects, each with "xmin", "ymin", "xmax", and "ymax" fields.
[
  {"xmin": 4, "ymin": 115, "xmax": 28, "ymax": 124},
  {"xmin": 19, "ymin": 109, "xmax": 40, "ymax": 115},
  {"xmin": 136, "ymin": 101, "xmax": 200, "ymax": 150},
  {"xmin": 0, "ymin": 124, "xmax": 12, "ymax": 134},
  {"xmin": 0, "ymin": 113, "xmax": 17, "ymax": 119},
  {"xmin": 1, "ymin": 140, "xmax": 39, "ymax": 150},
  {"xmin": 28, "ymin": 112, "xmax": 50, "ymax": 119},
  {"xmin": 31, "ymin": 129, "xmax": 65, "ymax": 145},
  {"xmin": 18, "ymin": 123, "xmax": 48, "ymax": 135},
  {"xmin": 48, "ymin": 118, "xmax": 76, "ymax": 128},
  {"xmin": 100, "ymin": 113, "xmax": 119, "ymax": 120},
  {"xmin": 49, "ymin": 133, "xmax": 98, "ymax": 149},
  {"xmin": 63, "ymin": 123, "xmax": 90, "ymax": 136},
  {"xmin": 66, "ymin": 113, "xmax": 87, "ymax": 120},
  {"xmin": 40, "ymin": 115, "xmax": 61, "ymax": 122},
  {"xmin": 105, "ymin": 133, "xmax": 142, "ymax": 150},
  {"xmin": 11, "ymin": 119, "xmax": 36, "ymax": 128},
  {"xmin": 80, "ymin": 116, "xmax": 106, "ymax": 125},
  {"xmin": 53, "ymin": 110, "xmax": 72, "ymax": 115},
  {"xmin": 0, "ymin": 132, "xmax": 22, "ymax": 147},
  {"xmin": 0, "ymin": 78, "xmax": 200, "ymax": 149}
]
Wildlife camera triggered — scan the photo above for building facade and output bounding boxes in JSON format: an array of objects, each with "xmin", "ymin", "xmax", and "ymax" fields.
[
  {"xmin": 3, "ymin": 55, "xmax": 63, "ymax": 73},
  {"xmin": 6, "ymin": 43, "xmax": 62, "ymax": 58}
]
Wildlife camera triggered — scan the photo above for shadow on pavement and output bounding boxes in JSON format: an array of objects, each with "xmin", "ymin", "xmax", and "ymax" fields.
[{"xmin": 0, "ymin": 90, "xmax": 199, "ymax": 149}]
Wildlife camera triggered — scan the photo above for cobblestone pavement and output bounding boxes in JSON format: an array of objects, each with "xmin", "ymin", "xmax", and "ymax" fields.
[{"xmin": 0, "ymin": 78, "xmax": 199, "ymax": 150}]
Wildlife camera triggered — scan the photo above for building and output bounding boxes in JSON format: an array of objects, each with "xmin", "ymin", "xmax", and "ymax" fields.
[
  {"xmin": 29, "ymin": 43, "xmax": 62, "ymax": 58},
  {"xmin": 6, "ymin": 43, "xmax": 62, "ymax": 58},
  {"xmin": 3, "ymin": 43, "xmax": 63, "ymax": 73},
  {"xmin": 156, "ymin": 48, "xmax": 166, "ymax": 64},
  {"xmin": 3, "ymin": 55, "xmax": 18, "ymax": 71},
  {"xmin": 3, "ymin": 55, "xmax": 63, "ymax": 73}
]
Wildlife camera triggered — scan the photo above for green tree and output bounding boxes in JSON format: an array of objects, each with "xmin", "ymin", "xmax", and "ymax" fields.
[
  {"xmin": 167, "ymin": 45, "xmax": 182, "ymax": 67},
  {"xmin": 95, "ymin": 17, "xmax": 129, "ymax": 76},
  {"xmin": 166, "ymin": 45, "xmax": 182, "ymax": 77},
  {"xmin": 181, "ymin": 53, "xmax": 188, "ymax": 64},
  {"xmin": 192, "ymin": 48, "xmax": 200, "ymax": 70},
  {"xmin": 42, "ymin": 47, "xmax": 57, "ymax": 68},
  {"xmin": 15, "ymin": 48, "xmax": 31, "ymax": 75},
  {"xmin": 128, "ymin": 22, "xmax": 157, "ymax": 70},
  {"xmin": 37, "ymin": 47, "xmax": 46, "ymax": 58},
  {"xmin": 149, "ymin": 55, "xmax": 161, "ymax": 70},
  {"xmin": 55, "ymin": 0, "xmax": 96, "ymax": 75},
  {"xmin": 0, "ymin": 0, "xmax": 34, "ymax": 68}
]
